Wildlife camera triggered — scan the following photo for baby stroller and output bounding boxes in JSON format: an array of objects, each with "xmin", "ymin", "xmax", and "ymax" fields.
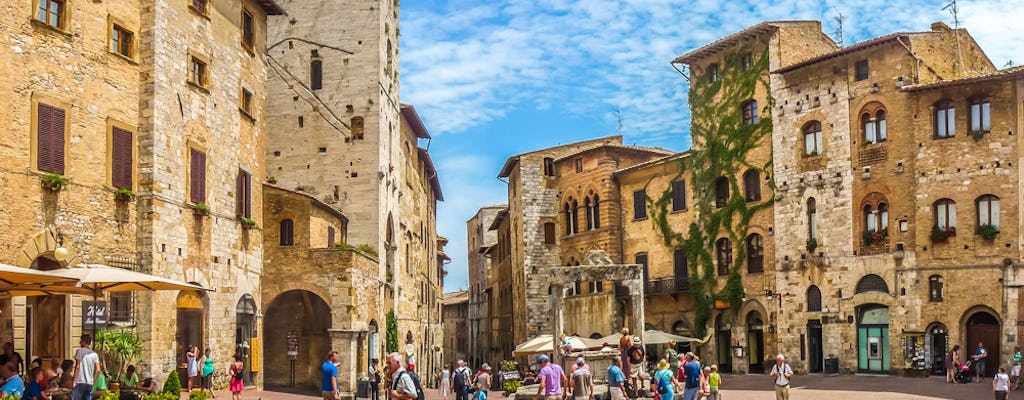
[{"xmin": 954, "ymin": 360, "xmax": 975, "ymax": 383}]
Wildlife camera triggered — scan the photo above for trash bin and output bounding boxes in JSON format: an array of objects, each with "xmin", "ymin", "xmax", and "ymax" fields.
[
  {"xmin": 824, "ymin": 355, "xmax": 839, "ymax": 376},
  {"xmin": 357, "ymin": 379, "xmax": 369, "ymax": 398}
]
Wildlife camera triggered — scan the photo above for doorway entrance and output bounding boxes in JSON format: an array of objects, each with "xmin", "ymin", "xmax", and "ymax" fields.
[
  {"xmin": 965, "ymin": 311, "xmax": 1000, "ymax": 377},
  {"xmin": 857, "ymin": 305, "xmax": 890, "ymax": 372},
  {"xmin": 236, "ymin": 295, "xmax": 257, "ymax": 385},
  {"xmin": 263, "ymin": 290, "xmax": 332, "ymax": 392},
  {"xmin": 28, "ymin": 256, "xmax": 66, "ymax": 365},
  {"xmin": 176, "ymin": 290, "xmax": 206, "ymax": 388},
  {"xmin": 807, "ymin": 320, "xmax": 823, "ymax": 373},
  {"xmin": 746, "ymin": 311, "xmax": 764, "ymax": 373},
  {"xmin": 716, "ymin": 314, "xmax": 732, "ymax": 373},
  {"xmin": 927, "ymin": 323, "xmax": 948, "ymax": 375}
]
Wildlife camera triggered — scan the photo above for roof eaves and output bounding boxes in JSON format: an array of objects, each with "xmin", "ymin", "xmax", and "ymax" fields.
[
  {"xmin": 899, "ymin": 65, "xmax": 1024, "ymax": 92},
  {"xmin": 773, "ymin": 33, "xmax": 908, "ymax": 74},
  {"xmin": 613, "ymin": 151, "xmax": 691, "ymax": 176},
  {"xmin": 401, "ymin": 104, "xmax": 431, "ymax": 139},
  {"xmin": 418, "ymin": 147, "xmax": 443, "ymax": 201},
  {"xmin": 255, "ymin": 0, "xmax": 286, "ymax": 15},
  {"xmin": 497, "ymin": 135, "xmax": 623, "ymax": 178}
]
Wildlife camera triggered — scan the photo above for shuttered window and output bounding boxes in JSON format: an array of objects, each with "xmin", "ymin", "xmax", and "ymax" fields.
[
  {"xmin": 671, "ymin": 180, "xmax": 686, "ymax": 211},
  {"xmin": 236, "ymin": 168, "xmax": 251, "ymax": 218},
  {"xmin": 37, "ymin": 103, "xmax": 66, "ymax": 174},
  {"xmin": 111, "ymin": 127, "xmax": 133, "ymax": 189},
  {"xmin": 633, "ymin": 189, "xmax": 647, "ymax": 220},
  {"xmin": 189, "ymin": 149, "xmax": 206, "ymax": 203},
  {"xmin": 327, "ymin": 227, "xmax": 336, "ymax": 247}
]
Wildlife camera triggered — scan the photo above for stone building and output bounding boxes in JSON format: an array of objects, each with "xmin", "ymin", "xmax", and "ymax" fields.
[
  {"xmin": 441, "ymin": 290, "xmax": 469, "ymax": 368},
  {"xmin": 0, "ymin": 0, "xmax": 282, "ymax": 389},
  {"xmin": 467, "ymin": 206, "xmax": 505, "ymax": 367},
  {"xmin": 485, "ymin": 208, "xmax": 516, "ymax": 363}
]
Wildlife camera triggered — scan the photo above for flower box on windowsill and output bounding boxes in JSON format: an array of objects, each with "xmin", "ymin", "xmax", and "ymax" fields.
[
  {"xmin": 191, "ymin": 202, "xmax": 210, "ymax": 217},
  {"xmin": 114, "ymin": 187, "xmax": 135, "ymax": 202},
  {"xmin": 977, "ymin": 224, "xmax": 999, "ymax": 241},
  {"xmin": 239, "ymin": 217, "xmax": 259, "ymax": 230},
  {"xmin": 930, "ymin": 226, "xmax": 956, "ymax": 243},
  {"xmin": 970, "ymin": 129, "xmax": 988, "ymax": 142},
  {"xmin": 40, "ymin": 173, "xmax": 68, "ymax": 192}
]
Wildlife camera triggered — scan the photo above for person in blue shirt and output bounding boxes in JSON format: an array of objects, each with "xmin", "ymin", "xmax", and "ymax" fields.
[
  {"xmin": 322, "ymin": 352, "xmax": 340, "ymax": 400},
  {"xmin": 24, "ymin": 367, "xmax": 50, "ymax": 400},
  {"xmin": 471, "ymin": 384, "xmax": 486, "ymax": 400},
  {"xmin": 974, "ymin": 341, "xmax": 988, "ymax": 383},
  {"xmin": 1, "ymin": 362, "xmax": 25, "ymax": 398},
  {"xmin": 607, "ymin": 357, "xmax": 626, "ymax": 400}
]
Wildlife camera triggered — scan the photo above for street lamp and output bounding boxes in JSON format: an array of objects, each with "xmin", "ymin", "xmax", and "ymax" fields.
[{"xmin": 53, "ymin": 232, "xmax": 69, "ymax": 262}]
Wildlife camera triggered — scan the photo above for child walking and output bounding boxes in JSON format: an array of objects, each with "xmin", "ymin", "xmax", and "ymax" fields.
[
  {"xmin": 994, "ymin": 365, "xmax": 1009, "ymax": 400},
  {"xmin": 708, "ymin": 365, "xmax": 721, "ymax": 400}
]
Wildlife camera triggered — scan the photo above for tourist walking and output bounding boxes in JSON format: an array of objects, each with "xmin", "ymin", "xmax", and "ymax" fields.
[
  {"xmin": 995, "ymin": 365, "xmax": 1010, "ymax": 400},
  {"xmin": 201, "ymin": 348, "xmax": 215, "ymax": 395},
  {"xmin": 769, "ymin": 354, "xmax": 793, "ymax": 400},
  {"xmin": 71, "ymin": 334, "xmax": 100, "ymax": 400},
  {"xmin": 370, "ymin": 359, "xmax": 382, "ymax": 400},
  {"xmin": 453, "ymin": 360, "xmax": 472, "ymax": 400},
  {"xmin": 476, "ymin": 363, "xmax": 492, "ymax": 394},
  {"xmin": 229, "ymin": 356, "xmax": 245, "ymax": 400},
  {"xmin": 570, "ymin": 359, "xmax": 593, "ymax": 400},
  {"xmin": 535, "ymin": 355, "xmax": 567, "ymax": 400},
  {"xmin": 976, "ymin": 341, "xmax": 989, "ymax": 383},
  {"xmin": 571, "ymin": 357, "xmax": 590, "ymax": 374},
  {"xmin": 618, "ymin": 329, "xmax": 633, "ymax": 385},
  {"xmin": 651, "ymin": 360, "xmax": 678, "ymax": 400},
  {"xmin": 707, "ymin": 365, "xmax": 721, "ymax": 400},
  {"xmin": 680, "ymin": 353, "xmax": 701, "ymax": 400},
  {"xmin": 626, "ymin": 337, "xmax": 646, "ymax": 397},
  {"xmin": 322, "ymin": 352, "xmax": 340, "ymax": 400},
  {"xmin": 608, "ymin": 357, "xmax": 627, "ymax": 400},
  {"xmin": 439, "ymin": 365, "xmax": 451, "ymax": 400},
  {"xmin": 387, "ymin": 352, "xmax": 418, "ymax": 400},
  {"xmin": 1013, "ymin": 347, "xmax": 1022, "ymax": 390},
  {"xmin": 186, "ymin": 345, "xmax": 199, "ymax": 392},
  {"xmin": 665, "ymin": 341, "xmax": 679, "ymax": 378},
  {"xmin": 946, "ymin": 345, "xmax": 961, "ymax": 383}
]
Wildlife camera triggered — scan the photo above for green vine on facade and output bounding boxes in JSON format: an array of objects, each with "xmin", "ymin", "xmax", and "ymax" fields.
[
  {"xmin": 386, "ymin": 310, "xmax": 399, "ymax": 353},
  {"xmin": 648, "ymin": 47, "xmax": 775, "ymax": 337}
]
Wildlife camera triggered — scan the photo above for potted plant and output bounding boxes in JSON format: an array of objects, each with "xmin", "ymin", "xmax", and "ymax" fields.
[
  {"xmin": 240, "ymin": 216, "xmax": 259, "ymax": 230},
  {"xmin": 970, "ymin": 129, "xmax": 987, "ymax": 142},
  {"xmin": 40, "ymin": 173, "xmax": 68, "ymax": 192},
  {"xmin": 114, "ymin": 187, "xmax": 135, "ymax": 202},
  {"xmin": 977, "ymin": 224, "xmax": 999, "ymax": 241},
  {"xmin": 94, "ymin": 329, "xmax": 142, "ymax": 384},
  {"xmin": 931, "ymin": 226, "xmax": 956, "ymax": 242},
  {"xmin": 191, "ymin": 202, "xmax": 210, "ymax": 217}
]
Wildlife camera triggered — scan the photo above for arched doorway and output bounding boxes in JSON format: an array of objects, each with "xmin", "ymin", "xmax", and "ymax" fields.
[
  {"xmin": 263, "ymin": 290, "xmax": 332, "ymax": 392},
  {"xmin": 965, "ymin": 310, "xmax": 1000, "ymax": 377},
  {"xmin": 368, "ymin": 320, "xmax": 380, "ymax": 366},
  {"xmin": 716, "ymin": 314, "xmax": 733, "ymax": 373},
  {"xmin": 927, "ymin": 322, "xmax": 948, "ymax": 375},
  {"xmin": 746, "ymin": 311, "xmax": 765, "ymax": 373},
  {"xmin": 672, "ymin": 320, "xmax": 692, "ymax": 354},
  {"xmin": 236, "ymin": 295, "xmax": 257, "ymax": 385},
  {"xmin": 177, "ymin": 290, "xmax": 207, "ymax": 387},
  {"xmin": 27, "ymin": 256, "xmax": 66, "ymax": 366},
  {"xmin": 857, "ymin": 304, "xmax": 890, "ymax": 372}
]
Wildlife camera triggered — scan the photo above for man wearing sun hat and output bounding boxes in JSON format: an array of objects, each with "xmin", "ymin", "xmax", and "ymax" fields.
[{"xmin": 626, "ymin": 337, "xmax": 645, "ymax": 397}]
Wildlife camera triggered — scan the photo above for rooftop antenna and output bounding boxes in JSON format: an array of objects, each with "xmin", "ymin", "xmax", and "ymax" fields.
[
  {"xmin": 1005, "ymin": 60, "xmax": 1015, "ymax": 68},
  {"xmin": 615, "ymin": 109, "xmax": 623, "ymax": 136},
  {"xmin": 830, "ymin": 8, "xmax": 845, "ymax": 47},
  {"xmin": 942, "ymin": 0, "xmax": 967, "ymax": 76}
]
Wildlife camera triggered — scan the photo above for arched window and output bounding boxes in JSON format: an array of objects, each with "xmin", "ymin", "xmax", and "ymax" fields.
[
  {"xmin": 715, "ymin": 177, "xmax": 729, "ymax": 208},
  {"xmin": 716, "ymin": 238, "xmax": 732, "ymax": 276},
  {"xmin": 855, "ymin": 274, "xmax": 889, "ymax": 294},
  {"xmin": 878, "ymin": 203, "xmax": 889, "ymax": 230},
  {"xmin": 741, "ymin": 100, "xmax": 758, "ymax": 125},
  {"xmin": 935, "ymin": 101, "xmax": 955, "ymax": 138},
  {"xmin": 806, "ymin": 285, "xmax": 822, "ymax": 312},
  {"xmin": 862, "ymin": 109, "xmax": 888, "ymax": 144},
  {"xmin": 743, "ymin": 169, "xmax": 761, "ymax": 202},
  {"xmin": 564, "ymin": 198, "xmax": 579, "ymax": 235},
  {"xmin": 862, "ymin": 113, "xmax": 875, "ymax": 143},
  {"xmin": 746, "ymin": 234, "xmax": 764, "ymax": 273},
  {"xmin": 584, "ymin": 197, "xmax": 593, "ymax": 230},
  {"xmin": 876, "ymin": 110, "xmax": 887, "ymax": 141},
  {"xmin": 976, "ymin": 195, "xmax": 1000, "ymax": 228},
  {"xmin": 803, "ymin": 121, "xmax": 823, "ymax": 156},
  {"xmin": 807, "ymin": 197, "xmax": 817, "ymax": 241},
  {"xmin": 279, "ymin": 219, "xmax": 294, "ymax": 246},
  {"xmin": 929, "ymin": 275, "xmax": 944, "ymax": 302},
  {"xmin": 864, "ymin": 204, "xmax": 876, "ymax": 232},
  {"xmin": 585, "ymin": 194, "xmax": 601, "ymax": 230},
  {"xmin": 934, "ymin": 198, "xmax": 956, "ymax": 229},
  {"xmin": 969, "ymin": 98, "xmax": 991, "ymax": 133}
]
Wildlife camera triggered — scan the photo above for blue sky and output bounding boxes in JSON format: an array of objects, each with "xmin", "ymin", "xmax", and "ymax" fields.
[{"xmin": 399, "ymin": 0, "xmax": 1024, "ymax": 292}]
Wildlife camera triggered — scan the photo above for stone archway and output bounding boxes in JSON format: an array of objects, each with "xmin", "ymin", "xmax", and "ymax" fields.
[
  {"xmin": 264, "ymin": 290, "xmax": 332, "ymax": 392},
  {"xmin": 236, "ymin": 294, "xmax": 257, "ymax": 384},
  {"xmin": 963, "ymin": 307, "xmax": 1000, "ymax": 377},
  {"xmin": 746, "ymin": 310, "xmax": 765, "ymax": 373},
  {"xmin": 176, "ymin": 289, "xmax": 207, "ymax": 388}
]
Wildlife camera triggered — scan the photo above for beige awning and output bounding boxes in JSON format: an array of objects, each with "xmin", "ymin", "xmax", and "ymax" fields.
[
  {"xmin": 0, "ymin": 263, "xmax": 79, "ymax": 286},
  {"xmin": 512, "ymin": 335, "xmax": 600, "ymax": 356},
  {"xmin": 51, "ymin": 264, "xmax": 211, "ymax": 294}
]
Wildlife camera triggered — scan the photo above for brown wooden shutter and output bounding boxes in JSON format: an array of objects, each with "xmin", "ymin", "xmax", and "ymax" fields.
[
  {"xmin": 236, "ymin": 169, "xmax": 252, "ymax": 218},
  {"xmin": 190, "ymin": 149, "xmax": 206, "ymax": 203},
  {"xmin": 633, "ymin": 189, "xmax": 647, "ymax": 219},
  {"xmin": 111, "ymin": 127, "xmax": 133, "ymax": 189},
  {"xmin": 327, "ymin": 227, "xmax": 335, "ymax": 247},
  {"xmin": 671, "ymin": 180, "xmax": 686, "ymax": 211},
  {"xmin": 37, "ymin": 103, "xmax": 65, "ymax": 174}
]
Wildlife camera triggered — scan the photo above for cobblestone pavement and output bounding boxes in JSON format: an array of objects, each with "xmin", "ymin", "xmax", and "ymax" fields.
[{"xmin": 246, "ymin": 372, "xmax": 1005, "ymax": 400}]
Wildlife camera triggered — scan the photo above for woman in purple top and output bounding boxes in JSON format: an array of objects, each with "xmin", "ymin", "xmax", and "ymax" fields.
[{"xmin": 535, "ymin": 355, "xmax": 566, "ymax": 400}]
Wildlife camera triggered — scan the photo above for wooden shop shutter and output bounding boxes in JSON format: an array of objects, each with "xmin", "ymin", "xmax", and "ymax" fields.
[
  {"xmin": 190, "ymin": 149, "xmax": 206, "ymax": 203},
  {"xmin": 111, "ymin": 127, "xmax": 133, "ymax": 189},
  {"xmin": 37, "ymin": 103, "xmax": 66, "ymax": 174}
]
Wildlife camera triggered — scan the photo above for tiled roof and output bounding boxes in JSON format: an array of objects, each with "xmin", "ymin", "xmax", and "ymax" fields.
[
  {"xmin": 497, "ymin": 135, "xmax": 622, "ymax": 178},
  {"xmin": 613, "ymin": 151, "xmax": 691, "ymax": 175},
  {"xmin": 442, "ymin": 290, "xmax": 469, "ymax": 305},
  {"xmin": 673, "ymin": 21, "xmax": 826, "ymax": 65},
  {"xmin": 900, "ymin": 65, "xmax": 1024, "ymax": 92},
  {"xmin": 255, "ymin": 0, "xmax": 285, "ymax": 15},
  {"xmin": 551, "ymin": 144, "xmax": 675, "ymax": 163},
  {"xmin": 773, "ymin": 33, "xmax": 909, "ymax": 74}
]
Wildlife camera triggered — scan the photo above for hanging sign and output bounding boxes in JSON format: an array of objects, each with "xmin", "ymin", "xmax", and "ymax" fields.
[
  {"xmin": 82, "ymin": 301, "xmax": 108, "ymax": 327},
  {"xmin": 287, "ymin": 330, "xmax": 299, "ymax": 360}
]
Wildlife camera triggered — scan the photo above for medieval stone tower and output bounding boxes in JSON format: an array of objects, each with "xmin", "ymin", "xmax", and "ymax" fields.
[{"xmin": 265, "ymin": 0, "xmax": 402, "ymax": 263}]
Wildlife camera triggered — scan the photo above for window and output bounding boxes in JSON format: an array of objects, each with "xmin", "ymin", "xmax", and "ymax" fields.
[
  {"xmin": 934, "ymin": 198, "xmax": 956, "ymax": 229},
  {"xmin": 189, "ymin": 148, "xmax": 206, "ymax": 203},
  {"xmin": 807, "ymin": 197, "xmax": 817, "ymax": 240},
  {"xmin": 240, "ymin": 87, "xmax": 254, "ymax": 116},
  {"xmin": 36, "ymin": 102, "xmax": 66, "ymax": 174},
  {"xmin": 935, "ymin": 101, "xmax": 955, "ymax": 138},
  {"xmin": 111, "ymin": 126, "xmax": 133, "ymax": 190},
  {"xmin": 543, "ymin": 157, "xmax": 555, "ymax": 176},
  {"xmin": 714, "ymin": 177, "xmax": 729, "ymax": 208},
  {"xmin": 855, "ymin": 274, "xmax": 889, "ymax": 294},
  {"xmin": 671, "ymin": 180, "xmax": 686, "ymax": 211},
  {"xmin": 673, "ymin": 249, "xmax": 688, "ymax": 285},
  {"xmin": 563, "ymin": 197, "xmax": 578, "ymax": 235},
  {"xmin": 743, "ymin": 170, "xmax": 760, "ymax": 202},
  {"xmin": 310, "ymin": 58, "xmax": 323, "ymax": 90},
  {"xmin": 633, "ymin": 189, "xmax": 647, "ymax": 220},
  {"xmin": 543, "ymin": 222, "xmax": 556, "ymax": 244},
  {"xmin": 351, "ymin": 117, "xmax": 364, "ymax": 140},
  {"xmin": 236, "ymin": 168, "xmax": 251, "ymax": 218},
  {"xmin": 708, "ymin": 63, "xmax": 720, "ymax": 83},
  {"xmin": 746, "ymin": 234, "xmax": 764, "ymax": 273},
  {"xmin": 969, "ymin": 98, "xmax": 991, "ymax": 133},
  {"xmin": 574, "ymin": 158, "xmax": 583, "ymax": 173},
  {"xmin": 715, "ymin": 238, "xmax": 732, "ymax": 276},
  {"xmin": 976, "ymin": 195, "xmax": 1000, "ymax": 228},
  {"xmin": 806, "ymin": 285, "xmax": 821, "ymax": 312},
  {"xmin": 854, "ymin": 59, "xmax": 869, "ymax": 81},
  {"xmin": 108, "ymin": 292, "xmax": 133, "ymax": 323},
  {"xmin": 803, "ymin": 121, "xmax": 823, "ymax": 156},
  {"xmin": 327, "ymin": 227, "xmax": 336, "ymax": 247},
  {"xmin": 635, "ymin": 253, "xmax": 649, "ymax": 283},
  {"xmin": 585, "ymin": 195, "xmax": 600, "ymax": 230},
  {"xmin": 191, "ymin": 0, "xmax": 208, "ymax": 14},
  {"xmin": 37, "ymin": 0, "xmax": 65, "ymax": 29},
  {"xmin": 111, "ymin": 24, "xmax": 134, "ymax": 58},
  {"xmin": 863, "ymin": 110, "xmax": 887, "ymax": 144},
  {"xmin": 241, "ymin": 10, "xmax": 255, "ymax": 50},
  {"xmin": 928, "ymin": 275, "xmax": 943, "ymax": 302},
  {"xmin": 741, "ymin": 100, "xmax": 758, "ymax": 125},
  {"xmin": 188, "ymin": 56, "xmax": 208, "ymax": 88},
  {"xmin": 589, "ymin": 281, "xmax": 604, "ymax": 293},
  {"xmin": 741, "ymin": 53, "xmax": 753, "ymax": 71},
  {"xmin": 279, "ymin": 219, "xmax": 294, "ymax": 246}
]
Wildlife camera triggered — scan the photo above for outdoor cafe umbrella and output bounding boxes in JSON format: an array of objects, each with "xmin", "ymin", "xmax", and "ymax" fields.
[
  {"xmin": 512, "ymin": 334, "xmax": 597, "ymax": 356},
  {"xmin": 601, "ymin": 330, "xmax": 703, "ymax": 345},
  {"xmin": 0, "ymin": 263, "xmax": 79, "ymax": 286}
]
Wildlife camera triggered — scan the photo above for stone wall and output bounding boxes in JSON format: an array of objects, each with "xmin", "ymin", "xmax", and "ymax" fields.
[{"xmin": 467, "ymin": 206, "xmax": 502, "ymax": 366}]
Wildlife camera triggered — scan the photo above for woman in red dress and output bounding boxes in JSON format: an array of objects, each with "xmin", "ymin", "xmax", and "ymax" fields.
[{"xmin": 229, "ymin": 355, "xmax": 244, "ymax": 400}]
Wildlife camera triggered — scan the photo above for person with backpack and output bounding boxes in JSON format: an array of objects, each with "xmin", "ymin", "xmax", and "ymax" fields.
[
  {"xmin": 369, "ymin": 359, "xmax": 382, "ymax": 400},
  {"xmin": 387, "ymin": 352, "xmax": 423, "ymax": 400},
  {"xmin": 627, "ymin": 337, "xmax": 646, "ymax": 397},
  {"xmin": 769, "ymin": 354, "xmax": 793, "ymax": 400},
  {"xmin": 452, "ymin": 360, "xmax": 472, "ymax": 400},
  {"xmin": 651, "ymin": 360, "xmax": 678, "ymax": 400},
  {"xmin": 679, "ymin": 352, "xmax": 701, "ymax": 400}
]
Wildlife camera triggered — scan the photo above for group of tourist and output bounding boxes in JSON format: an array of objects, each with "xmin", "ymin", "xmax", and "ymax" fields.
[
  {"xmin": 183, "ymin": 345, "xmax": 246, "ymax": 400},
  {"xmin": 322, "ymin": 352, "xmax": 423, "ymax": 400},
  {"xmin": 436, "ymin": 359, "xmax": 491, "ymax": 400}
]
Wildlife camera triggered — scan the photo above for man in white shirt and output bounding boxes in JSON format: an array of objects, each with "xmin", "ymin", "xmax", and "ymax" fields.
[
  {"xmin": 71, "ymin": 334, "xmax": 101, "ymax": 400},
  {"xmin": 769, "ymin": 354, "xmax": 793, "ymax": 400}
]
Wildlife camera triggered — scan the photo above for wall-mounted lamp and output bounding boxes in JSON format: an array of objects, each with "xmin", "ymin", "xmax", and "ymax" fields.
[{"xmin": 53, "ymin": 232, "xmax": 69, "ymax": 262}]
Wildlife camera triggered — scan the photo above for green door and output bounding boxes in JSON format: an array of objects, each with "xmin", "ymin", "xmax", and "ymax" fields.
[{"xmin": 858, "ymin": 307, "xmax": 890, "ymax": 372}]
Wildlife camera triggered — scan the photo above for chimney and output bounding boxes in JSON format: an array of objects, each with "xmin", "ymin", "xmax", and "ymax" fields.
[{"xmin": 930, "ymin": 21, "xmax": 951, "ymax": 31}]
